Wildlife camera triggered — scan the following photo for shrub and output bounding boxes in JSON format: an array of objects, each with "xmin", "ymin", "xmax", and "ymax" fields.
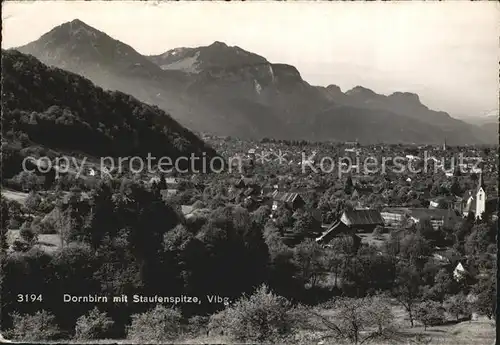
[
  {"xmin": 37, "ymin": 200, "xmax": 55, "ymax": 214},
  {"xmin": 414, "ymin": 301, "xmax": 445, "ymax": 330},
  {"xmin": 24, "ymin": 191, "xmax": 42, "ymax": 213},
  {"xmin": 208, "ymin": 284, "xmax": 296, "ymax": 342},
  {"xmin": 8, "ymin": 218, "xmax": 20, "ymax": 229},
  {"xmin": 19, "ymin": 221, "xmax": 38, "ymax": 246},
  {"xmin": 7, "ymin": 310, "xmax": 61, "ymax": 341},
  {"xmin": 444, "ymin": 293, "xmax": 471, "ymax": 321},
  {"xmin": 365, "ymin": 295, "xmax": 395, "ymax": 333},
  {"xmin": 372, "ymin": 225, "xmax": 384, "ymax": 238},
  {"xmin": 127, "ymin": 305, "xmax": 182, "ymax": 342},
  {"xmin": 74, "ymin": 307, "xmax": 114, "ymax": 340},
  {"xmin": 12, "ymin": 239, "xmax": 30, "ymax": 252},
  {"xmin": 192, "ymin": 200, "xmax": 206, "ymax": 210},
  {"xmin": 38, "ymin": 220, "xmax": 57, "ymax": 234},
  {"xmin": 187, "ymin": 315, "xmax": 209, "ymax": 336}
]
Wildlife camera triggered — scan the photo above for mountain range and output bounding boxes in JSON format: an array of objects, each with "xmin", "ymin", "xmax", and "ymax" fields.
[{"xmin": 15, "ymin": 19, "xmax": 497, "ymax": 145}]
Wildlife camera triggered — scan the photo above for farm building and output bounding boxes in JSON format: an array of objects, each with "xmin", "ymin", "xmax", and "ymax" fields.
[{"xmin": 340, "ymin": 209, "xmax": 384, "ymax": 233}]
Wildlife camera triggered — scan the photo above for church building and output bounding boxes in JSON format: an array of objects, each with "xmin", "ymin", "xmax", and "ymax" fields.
[{"xmin": 461, "ymin": 172, "xmax": 486, "ymax": 219}]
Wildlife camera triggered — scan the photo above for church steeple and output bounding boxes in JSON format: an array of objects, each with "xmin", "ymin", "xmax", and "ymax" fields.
[{"xmin": 476, "ymin": 171, "xmax": 485, "ymax": 193}]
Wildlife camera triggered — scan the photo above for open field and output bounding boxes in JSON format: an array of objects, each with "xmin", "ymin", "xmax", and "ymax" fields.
[
  {"xmin": 1, "ymin": 188, "xmax": 29, "ymax": 205},
  {"xmin": 358, "ymin": 232, "xmax": 390, "ymax": 248},
  {"xmin": 6, "ymin": 230, "xmax": 63, "ymax": 253}
]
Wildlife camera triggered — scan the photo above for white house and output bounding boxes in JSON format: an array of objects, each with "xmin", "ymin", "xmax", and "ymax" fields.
[
  {"xmin": 462, "ymin": 172, "xmax": 486, "ymax": 219},
  {"xmin": 453, "ymin": 262, "xmax": 467, "ymax": 281},
  {"xmin": 475, "ymin": 173, "xmax": 486, "ymax": 218}
]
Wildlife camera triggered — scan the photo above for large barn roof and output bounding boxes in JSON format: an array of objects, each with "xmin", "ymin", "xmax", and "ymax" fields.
[{"xmin": 342, "ymin": 209, "xmax": 384, "ymax": 226}]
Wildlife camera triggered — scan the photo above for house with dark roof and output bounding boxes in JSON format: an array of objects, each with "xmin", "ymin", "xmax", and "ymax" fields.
[
  {"xmin": 315, "ymin": 219, "xmax": 361, "ymax": 250},
  {"xmin": 406, "ymin": 208, "xmax": 461, "ymax": 230},
  {"xmin": 235, "ymin": 176, "xmax": 254, "ymax": 189},
  {"xmin": 428, "ymin": 195, "xmax": 460, "ymax": 210},
  {"xmin": 352, "ymin": 185, "xmax": 373, "ymax": 199},
  {"xmin": 381, "ymin": 207, "xmax": 461, "ymax": 230},
  {"xmin": 380, "ymin": 208, "xmax": 408, "ymax": 228},
  {"xmin": 271, "ymin": 191, "xmax": 305, "ymax": 211},
  {"xmin": 340, "ymin": 209, "xmax": 384, "ymax": 233}
]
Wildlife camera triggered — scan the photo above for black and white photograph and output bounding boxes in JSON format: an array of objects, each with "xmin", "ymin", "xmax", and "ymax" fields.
[{"xmin": 0, "ymin": 1, "xmax": 498, "ymax": 344}]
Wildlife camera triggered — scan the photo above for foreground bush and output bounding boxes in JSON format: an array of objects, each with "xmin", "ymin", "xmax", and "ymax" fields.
[
  {"xmin": 444, "ymin": 293, "xmax": 471, "ymax": 321},
  {"xmin": 414, "ymin": 301, "xmax": 445, "ymax": 330},
  {"xmin": 7, "ymin": 310, "xmax": 61, "ymax": 341},
  {"xmin": 187, "ymin": 315, "xmax": 210, "ymax": 336},
  {"xmin": 303, "ymin": 296, "xmax": 395, "ymax": 345},
  {"xmin": 74, "ymin": 307, "xmax": 114, "ymax": 340},
  {"xmin": 126, "ymin": 305, "xmax": 182, "ymax": 342},
  {"xmin": 208, "ymin": 284, "xmax": 297, "ymax": 342}
]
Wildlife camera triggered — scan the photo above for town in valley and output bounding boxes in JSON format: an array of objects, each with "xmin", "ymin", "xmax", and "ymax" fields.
[{"xmin": 0, "ymin": 2, "xmax": 498, "ymax": 344}]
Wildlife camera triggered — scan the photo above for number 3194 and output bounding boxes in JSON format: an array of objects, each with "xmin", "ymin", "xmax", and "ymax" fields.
[{"xmin": 17, "ymin": 294, "xmax": 43, "ymax": 302}]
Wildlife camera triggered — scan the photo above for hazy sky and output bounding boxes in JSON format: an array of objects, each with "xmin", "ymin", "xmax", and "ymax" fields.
[{"xmin": 2, "ymin": 1, "xmax": 499, "ymax": 117}]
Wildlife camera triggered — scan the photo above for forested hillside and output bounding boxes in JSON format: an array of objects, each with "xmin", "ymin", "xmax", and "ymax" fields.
[{"xmin": 1, "ymin": 49, "xmax": 216, "ymax": 162}]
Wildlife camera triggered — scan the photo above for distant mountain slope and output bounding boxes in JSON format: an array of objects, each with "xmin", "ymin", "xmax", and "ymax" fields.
[
  {"xmin": 1, "ymin": 49, "xmax": 217, "ymax": 162},
  {"xmin": 148, "ymin": 41, "xmax": 268, "ymax": 73},
  {"xmin": 316, "ymin": 85, "xmax": 496, "ymax": 143},
  {"xmin": 16, "ymin": 19, "xmax": 495, "ymax": 145}
]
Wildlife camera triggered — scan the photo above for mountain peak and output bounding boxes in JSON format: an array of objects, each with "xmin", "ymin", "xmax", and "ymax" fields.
[
  {"xmin": 346, "ymin": 86, "xmax": 377, "ymax": 97},
  {"xmin": 326, "ymin": 84, "xmax": 342, "ymax": 92},
  {"xmin": 68, "ymin": 18, "xmax": 89, "ymax": 26},
  {"xmin": 17, "ymin": 18, "xmax": 164, "ymax": 81},
  {"xmin": 149, "ymin": 41, "xmax": 268, "ymax": 73},
  {"xmin": 389, "ymin": 91, "xmax": 421, "ymax": 104},
  {"xmin": 210, "ymin": 41, "xmax": 229, "ymax": 48},
  {"xmin": 34, "ymin": 18, "xmax": 103, "ymax": 44},
  {"xmin": 59, "ymin": 19, "xmax": 99, "ymax": 34}
]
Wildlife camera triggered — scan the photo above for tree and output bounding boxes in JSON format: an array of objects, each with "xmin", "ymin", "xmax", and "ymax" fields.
[
  {"xmin": 414, "ymin": 301, "xmax": 445, "ymax": 330},
  {"xmin": 74, "ymin": 307, "xmax": 114, "ymax": 340},
  {"xmin": 372, "ymin": 225, "xmax": 384, "ymax": 239},
  {"xmin": 292, "ymin": 239, "xmax": 324, "ymax": 288},
  {"xmin": 252, "ymin": 205, "xmax": 271, "ymax": 228},
  {"xmin": 19, "ymin": 221, "xmax": 38, "ymax": 249},
  {"xmin": 7, "ymin": 310, "xmax": 61, "ymax": 341},
  {"xmin": 1, "ymin": 197, "xmax": 10, "ymax": 252},
  {"xmin": 322, "ymin": 249, "xmax": 343, "ymax": 288},
  {"xmin": 464, "ymin": 223, "xmax": 493, "ymax": 257},
  {"xmin": 335, "ymin": 298, "xmax": 368, "ymax": 345},
  {"xmin": 127, "ymin": 305, "xmax": 182, "ymax": 342},
  {"xmin": 472, "ymin": 272, "xmax": 496, "ymax": 319},
  {"xmin": 158, "ymin": 174, "xmax": 168, "ymax": 190},
  {"xmin": 424, "ymin": 268, "xmax": 457, "ymax": 302},
  {"xmin": 314, "ymin": 297, "xmax": 394, "ymax": 345},
  {"xmin": 344, "ymin": 175, "xmax": 354, "ymax": 195},
  {"xmin": 292, "ymin": 210, "xmax": 321, "ymax": 239},
  {"xmin": 85, "ymin": 183, "xmax": 116, "ymax": 249},
  {"xmin": 364, "ymin": 295, "xmax": 395, "ymax": 334},
  {"xmin": 444, "ymin": 293, "xmax": 471, "ymax": 321},
  {"xmin": 392, "ymin": 263, "xmax": 423, "ymax": 327},
  {"xmin": 263, "ymin": 224, "xmax": 300, "ymax": 298},
  {"xmin": 24, "ymin": 191, "xmax": 42, "ymax": 213},
  {"xmin": 208, "ymin": 284, "xmax": 296, "ymax": 343},
  {"xmin": 399, "ymin": 232, "xmax": 431, "ymax": 266}
]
